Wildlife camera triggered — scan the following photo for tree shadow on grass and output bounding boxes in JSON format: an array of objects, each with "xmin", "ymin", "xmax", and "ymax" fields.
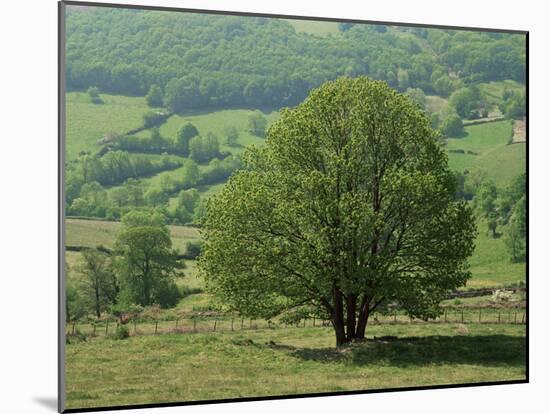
[{"xmin": 271, "ymin": 335, "xmax": 526, "ymax": 368}]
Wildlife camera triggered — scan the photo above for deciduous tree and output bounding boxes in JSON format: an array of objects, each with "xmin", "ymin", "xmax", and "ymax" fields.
[{"xmin": 200, "ymin": 77, "xmax": 476, "ymax": 346}]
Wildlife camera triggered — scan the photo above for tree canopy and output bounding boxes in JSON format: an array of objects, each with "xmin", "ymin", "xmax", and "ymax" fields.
[
  {"xmin": 115, "ymin": 210, "xmax": 183, "ymax": 307},
  {"xmin": 200, "ymin": 77, "xmax": 476, "ymax": 346}
]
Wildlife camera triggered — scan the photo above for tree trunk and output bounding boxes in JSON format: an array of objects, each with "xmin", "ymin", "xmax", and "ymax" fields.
[
  {"xmin": 94, "ymin": 283, "xmax": 101, "ymax": 319},
  {"xmin": 332, "ymin": 287, "xmax": 347, "ymax": 346},
  {"xmin": 345, "ymin": 294, "xmax": 357, "ymax": 341},
  {"xmin": 355, "ymin": 296, "xmax": 370, "ymax": 339}
]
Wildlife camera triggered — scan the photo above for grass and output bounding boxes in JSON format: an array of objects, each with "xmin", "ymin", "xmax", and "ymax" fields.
[
  {"xmin": 65, "ymin": 322, "xmax": 525, "ymax": 409},
  {"xmin": 285, "ymin": 19, "xmax": 340, "ymax": 35},
  {"xmin": 465, "ymin": 219, "xmax": 526, "ymax": 289},
  {"xmin": 157, "ymin": 109, "xmax": 280, "ymax": 156},
  {"xmin": 446, "ymin": 119, "xmax": 525, "ymax": 188},
  {"xmin": 65, "ymin": 218, "xmax": 200, "ymax": 253},
  {"xmin": 66, "ymin": 92, "xmax": 153, "ymax": 161}
]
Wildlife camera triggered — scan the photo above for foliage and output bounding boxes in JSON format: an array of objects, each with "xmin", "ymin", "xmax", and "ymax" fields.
[
  {"xmin": 66, "ymin": 8, "xmax": 526, "ymax": 110},
  {"xmin": 66, "ymin": 283, "xmax": 87, "ymax": 322},
  {"xmin": 77, "ymin": 248, "xmax": 119, "ymax": 318},
  {"xmin": 146, "ymin": 84, "xmax": 164, "ymax": 107},
  {"xmin": 189, "ymin": 133, "xmax": 220, "ymax": 163},
  {"xmin": 174, "ymin": 122, "xmax": 199, "ymax": 155},
  {"xmin": 449, "ymin": 86, "xmax": 486, "ymax": 119},
  {"xmin": 112, "ymin": 325, "xmax": 130, "ymax": 340},
  {"xmin": 185, "ymin": 240, "xmax": 203, "ymax": 259},
  {"xmin": 505, "ymin": 195, "xmax": 526, "ymax": 262},
  {"xmin": 87, "ymin": 86, "xmax": 102, "ymax": 104},
  {"xmin": 225, "ymin": 126, "xmax": 239, "ymax": 146},
  {"xmin": 404, "ymin": 87, "xmax": 426, "ymax": 109},
  {"xmin": 247, "ymin": 111, "xmax": 268, "ymax": 138},
  {"xmin": 115, "ymin": 210, "xmax": 183, "ymax": 307},
  {"xmin": 200, "ymin": 77, "xmax": 476, "ymax": 346},
  {"xmin": 440, "ymin": 113, "xmax": 464, "ymax": 137}
]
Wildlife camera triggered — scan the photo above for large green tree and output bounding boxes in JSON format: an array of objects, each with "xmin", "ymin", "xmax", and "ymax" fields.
[{"xmin": 200, "ymin": 77, "xmax": 476, "ymax": 346}]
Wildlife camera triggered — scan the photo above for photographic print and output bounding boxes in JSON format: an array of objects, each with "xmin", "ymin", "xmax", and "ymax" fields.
[{"xmin": 60, "ymin": 1, "xmax": 527, "ymax": 411}]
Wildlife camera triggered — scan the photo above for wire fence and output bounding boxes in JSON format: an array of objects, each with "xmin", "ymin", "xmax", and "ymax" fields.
[{"xmin": 66, "ymin": 308, "xmax": 527, "ymax": 338}]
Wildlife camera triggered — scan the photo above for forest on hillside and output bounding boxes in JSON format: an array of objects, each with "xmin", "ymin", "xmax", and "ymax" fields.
[{"xmin": 66, "ymin": 7, "xmax": 526, "ymax": 111}]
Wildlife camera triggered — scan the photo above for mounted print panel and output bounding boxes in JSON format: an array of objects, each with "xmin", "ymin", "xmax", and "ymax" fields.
[{"xmin": 59, "ymin": 1, "xmax": 527, "ymax": 412}]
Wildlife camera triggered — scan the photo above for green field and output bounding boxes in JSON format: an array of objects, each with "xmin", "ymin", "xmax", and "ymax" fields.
[
  {"xmin": 65, "ymin": 218, "xmax": 200, "ymax": 253},
  {"xmin": 65, "ymin": 323, "xmax": 525, "ymax": 409},
  {"xmin": 446, "ymin": 120, "xmax": 525, "ymax": 188},
  {"xmin": 478, "ymin": 80, "xmax": 525, "ymax": 107},
  {"xmin": 465, "ymin": 219, "xmax": 525, "ymax": 288},
  {"xmin": 157, "ymin": 109, "xmax": 280, "ymax": 154},
  {"xmin": 66, "ymin": 92, "xmax": 154, "ymax": 160},
  {"xmin": 286, "ymin": 19, "xmax": 340, "ymax": 36}
]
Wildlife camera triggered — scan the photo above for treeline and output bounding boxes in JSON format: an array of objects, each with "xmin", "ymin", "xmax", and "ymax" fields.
[
  {"xmin": 66, "ymin": 151, "xmax": 181, "ymax": 195},
  {"xmin": 67, "ymin": 155, "xmax": 241, "ymax": 223},
  {"xmin": 456, "ymin": 172, "xmax": 526, "ymax": 262},
  {"xmin": 66, "ymin": 7, "xmax": 526, "ymax": 111}
]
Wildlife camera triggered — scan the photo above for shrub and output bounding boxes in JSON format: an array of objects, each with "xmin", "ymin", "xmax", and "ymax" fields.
[
  {"xmin": 440, "ymin": 114, "xmax": 464, "ymax": 137},
  {"xmin": 156, "ymin": 280, "xmax": 182, "ymax": 308},
  {"xmin": 112, "ymin": 325, "xmax": 130, "ymax": 340},
  {"xmin": 66, "ymin": 328, "xmax": 87, "ymax": 344},
  {"xmin": 185, "ymin": 240, "xmax": 203, "ymax": 259}
]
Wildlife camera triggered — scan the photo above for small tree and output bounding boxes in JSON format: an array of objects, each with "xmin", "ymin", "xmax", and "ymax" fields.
[
  {"xmin": 506, "ymin": 196, "xmax": 526, "ymax": 262},
  {"xmin": 87, "ymin": 86, "xmax": 102, "ymax": 104},
  {"xmin": 474, "ymin": 180, "xmax": 499, "ymax": 238},
  {"xmin": 247, "ymin": 111, "xmax": 268, "ymax": 138},
  {"xmin": 181, "ymin": 159, "xmax": 200, "ymax": 188},
  {"xmin": 78, "ymin": 248, "xmax": 118, "ymax": 318},
  {"xmin": 146, "ymin": 84, "xmax": 164, "ymax": 107},
  {"xmin": 440, "ymin": 114, "xmax": 464, "ymax": 137},
  {"xmin": 225, "ymin": 126, "xmax": 239, "ymax": 146},
  {"xmin": 115, "ymin": 211, "xmax": 183, "ymax": 307},
  {"xmin": 175, "ymin": 123, "xmax": 199, "ymax": 155},
  {"xmin": 405, "ymin": 87, "xmax": 426, "ymax": 109}
]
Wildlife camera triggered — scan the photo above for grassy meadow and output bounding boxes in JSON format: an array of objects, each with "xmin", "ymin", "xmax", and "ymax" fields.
[
  {"xmin": 66, "ymin": 92, "xmax": 155, "ymax": 160},
  {"xmin": 65, "ymin": 323, "xmax": 526, "ymax": 409},
  {"xmin": 446, "ymin": 120, "xmax": 526, "ymax": 188}
]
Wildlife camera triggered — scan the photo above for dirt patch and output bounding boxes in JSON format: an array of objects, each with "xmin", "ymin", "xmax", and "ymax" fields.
[{"xmin": 512, "ymin": 118, "xmax": 526, "ymax": 143}]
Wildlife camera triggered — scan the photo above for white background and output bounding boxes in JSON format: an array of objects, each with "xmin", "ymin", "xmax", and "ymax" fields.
[{"xmin": 0, "ymin": 0, "xmax": 546, "ymax": 413}]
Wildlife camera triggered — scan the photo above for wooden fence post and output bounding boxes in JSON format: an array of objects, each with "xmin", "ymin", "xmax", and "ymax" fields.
[
  {"xmin": 479, "ymin": 309, "xmax": 482, "ymax": 323},
  {"xmin": 193, "ymin": 319, "xmax": 197, "ymax": 332},
  {"xmin": 461, "ymin": 310, "xmax": 464, "ymax": 323},
  {"xmin": 514, "ymin": 312, "xmax": 517, "ymax": 324},
  {"xmin": 522, "ymin": 313, "xmax": 525, "ymax": 324},
  {"xmin": 303, "ymin": 319, "xmax": 306, "ymax": 328},
  {"xmin": 105, "ymin": 321, "xmax": 109, "ymax": 334},
  {"xmin": 444, "ymin": 310, "xmax": 447, "ymax": 323},
  {"xmin": 241, "ymin": 318, "xmax": 244, "ymax": 329},
  {"xmin": 214, "ymin": 320, "xmax": 217, "ymax": 332},
  {"xmin": 498, "ymin": 312, "xmax": 501, "ymax": 324},
  {"xmin": 155, "ymin": 320, "xmax": 158, "ymax": 334},
  {"xmin": 134, "ymin": 320, "xmax": 137, "ymax": 333},
  {"xmin": 231, "ymin": 318, "xmax": 234, "ymax": 331},
  {"xmin": 394, "ymin": 311, "xmax": 397, "ymax": 323},
  {"xmin": 313, "ymin": 317, "xmax": 316, "ymax": 327}
]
